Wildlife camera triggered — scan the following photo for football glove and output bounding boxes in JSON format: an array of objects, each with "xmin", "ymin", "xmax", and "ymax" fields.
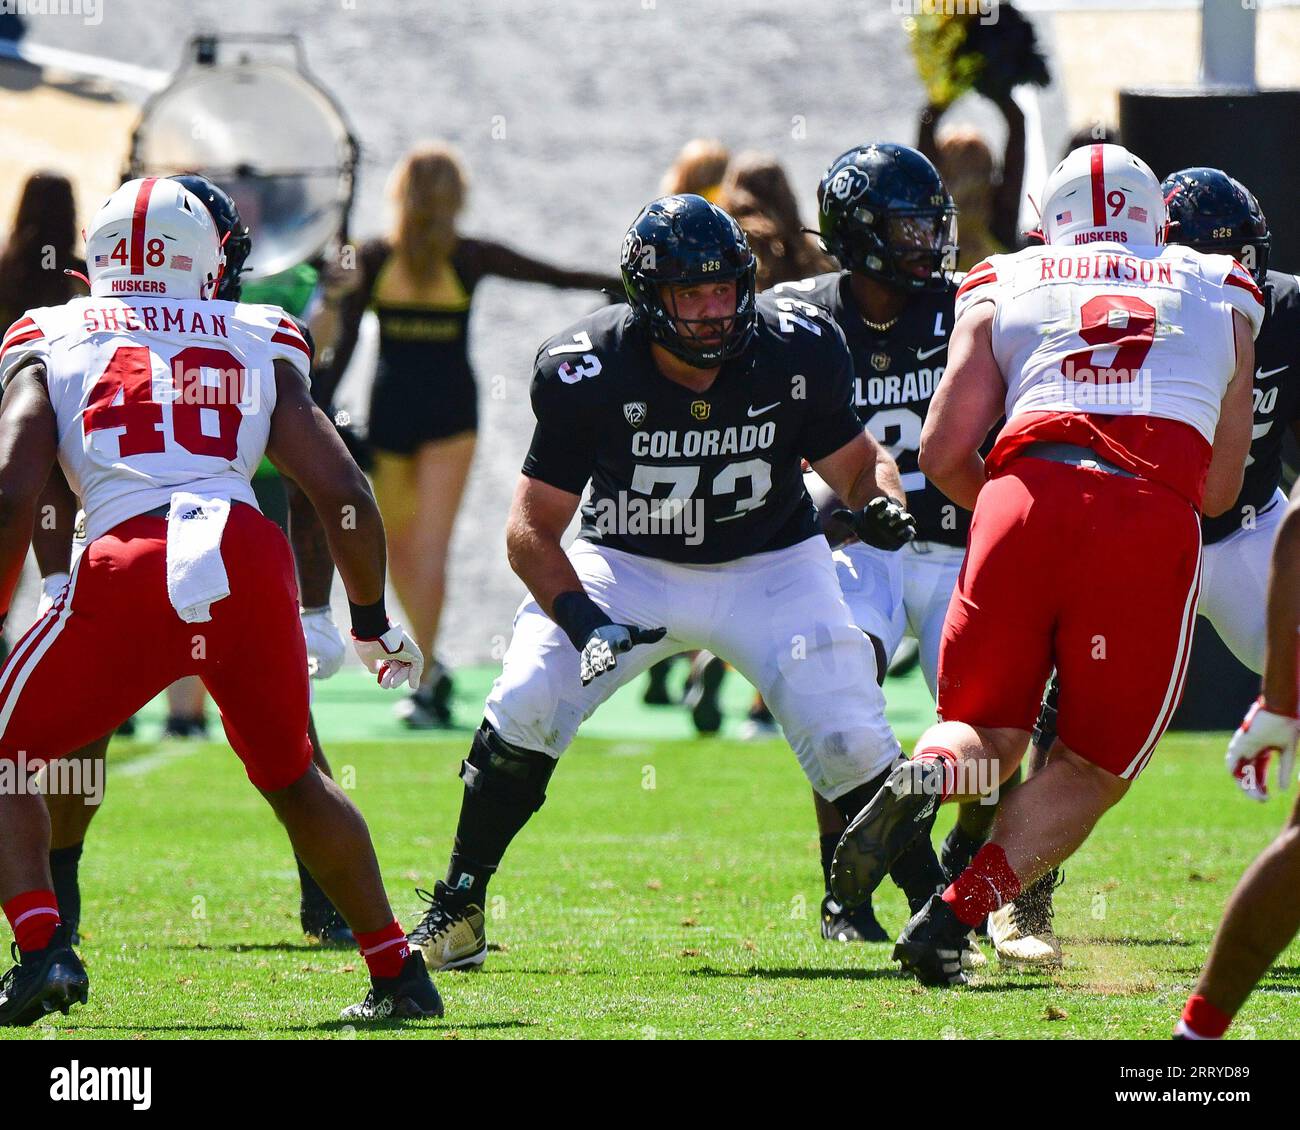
[
  {"xmin": 833, "ymin": 497, "xmax": 917, "ymax": 551},
  {"xmin": 301, "ymin": 606, "xmax": 347, "ymax": 680},
  {"xmin": 579, "ymin": 624, "xmax": 667, "ymax": 687},
  {"xmin": 36, "ymin": 572, "xmax": 70, "ymax": 619},
  {"xmin": 1227, "ymin": 697, "xmax": 1298, "ymax": 801},
  {"xmin": 353, "ymin": 623, "xmax": 424, "ymax": 690}
]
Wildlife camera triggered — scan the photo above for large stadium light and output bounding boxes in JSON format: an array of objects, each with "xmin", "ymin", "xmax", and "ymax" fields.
[{"xmin": 1199, "ymin": 0, "xmax": 1256, "ymax": 90}]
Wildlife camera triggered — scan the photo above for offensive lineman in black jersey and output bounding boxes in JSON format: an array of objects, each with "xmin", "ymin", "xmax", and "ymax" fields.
[
  {"xmin": 774, "ymin": 144, "xmax": 998, "ymax": 947},
  {"xmin": 406, "ymin": 194, "xmax": 960, "ymax": 972},
  {"xmin": 984, "ymin": 168, "xmax": 1300, "ymax": 969}
]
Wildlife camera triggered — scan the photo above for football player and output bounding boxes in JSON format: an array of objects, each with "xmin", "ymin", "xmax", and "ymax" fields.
[
  {"xmin": 987, "ymin": 167, "xmax": 1300, "ymax": 969},
  {"xmin": 830, "ymin": 143, "xmax": 1261, "ymax": 986},
  {"xmin": 1178, "ymin": 481, "xmax": 1300, "ymax": 1039},
  {"xmin": 773, "ymin": 142, "xmax": 998, "ymax": 944},
  {"xmin": 31, "ymin": 173, "xmax": 356, "ymax": 948},
  {"xmin": 0, "ymin": 178, "xmax": 438, "ymax": 1024},
  {"xmin": 405, "ymin": 193, "xmax": 959, "ymax": 972}
]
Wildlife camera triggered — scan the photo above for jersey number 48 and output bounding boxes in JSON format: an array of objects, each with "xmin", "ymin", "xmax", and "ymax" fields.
[{"xmin": 83, "ymin": 344, "xmax": 247, "ymax": 460}]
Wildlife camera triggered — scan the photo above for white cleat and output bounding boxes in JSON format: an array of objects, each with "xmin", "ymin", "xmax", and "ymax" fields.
[
  {"xmin": 961, "ymin": 931, "xmax": 988, "ymax": 971},
  {"xmin": 987, "ymin": 870, "xmax": 1064, "ymax": 969}
]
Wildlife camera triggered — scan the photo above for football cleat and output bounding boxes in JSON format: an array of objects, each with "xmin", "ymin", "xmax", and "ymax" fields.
[
  {"xmin": 683, "ymin": 653, "xmax": 727, "ymax": 735},
  {"xmin": 0, "ymin": 929, "xmax": 89, "ymax": 1027},
  {"xmin": 340, "ymin": 950, "xmax": 443, "ymax": 1022},
  {"xmin": 642, "ymin": 658, "xmax": 676, "ymax": 706},
  {"xmin": 831, "ymin": 759, "xmax": 942, "ymax": 909},
  {"xmin": 892, "ymin": 894, "xmax": 970, "ymax": 987},
  {"xmin": 301, "ymin": 904, "xmax": 355, "ymax": 949},
  {"xmin": 395, "ymin": 663, "xmax": 454, "ymax": 729},
  {"xmin": 408, "ymin": 882, "xmax": 488, "ymax": 971},
  {"xmin": 820, "ymin": 894, "xmax": 889, "ymax": 943},
  {"xmin": 987, "ymin": 869, "xmax": 1064, "ymax": 969}
]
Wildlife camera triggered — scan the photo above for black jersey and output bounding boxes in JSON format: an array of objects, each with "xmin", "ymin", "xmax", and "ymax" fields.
[
  {"xmin": 521, "ymin": 292, "xmax": 864, "ymax": 564},
  {"xmin": 777, "ymin": 271, "xmax": 974, "ymax": 546},
  {"xmin": 1203, "ymin": 270, "xmax": 1300, "ymax": 544}
]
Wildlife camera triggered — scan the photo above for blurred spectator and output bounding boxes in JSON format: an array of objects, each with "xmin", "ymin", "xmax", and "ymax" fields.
[
  {"xmin": 660, "ymin": 138, "xmax": 730, "ymax": 201},
  {"xmin": 0, "ymin": 171, "xmax": 86, "ymax": 330},
  {"xmin": 317, "ymin": 142, "xmax": 618, "ymax": 728},
  {"xmin": 717, "ymin": 151, "xmax": 832, "ymax": 288},
  {"xmin": 920, "ymin": 103, "xmax": 1025, "ymax": 270},
  {"xmin": 1064, "ymin": 123, "xmax": 1121, "ymax": 159}
]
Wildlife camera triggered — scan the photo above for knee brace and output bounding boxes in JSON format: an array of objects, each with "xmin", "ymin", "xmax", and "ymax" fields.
[{"xmin": 460, "ymin": 721, "xmax": 557, "ymax": 814}]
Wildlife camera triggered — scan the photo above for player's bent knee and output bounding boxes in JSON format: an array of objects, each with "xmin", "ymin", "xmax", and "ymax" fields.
[{"xmin": 461, "ymin": 721, "xmax": 557, "ymax": 814}]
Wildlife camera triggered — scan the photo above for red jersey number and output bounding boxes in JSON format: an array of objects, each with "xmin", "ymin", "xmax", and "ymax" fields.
[
  {"xmin": 84, "ymin": 344, "xmax": 245, "ymax": 460},
  {"xmin": 1061, "ymin": 294, "xmax": 1157, "ymax": 384}
]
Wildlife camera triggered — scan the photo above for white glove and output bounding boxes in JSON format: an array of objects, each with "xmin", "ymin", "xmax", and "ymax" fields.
[
  {"xmin": 353, "ymin": 622, "xmax": 424, "ymax": 690},
  {"xmin": 579, "ymin": 623, "xmax": 667, "ymax": 687},
  {"xmin": 301, "ymin": 606, "xmax": 347, "ymax": 680},
  {"xmin": 36, "ymin": 572, "xmax": 70, "ymax": 619},
  {"xmin": 1227, "ymin": 697, "xmax": 1298, "ymax": 801}
]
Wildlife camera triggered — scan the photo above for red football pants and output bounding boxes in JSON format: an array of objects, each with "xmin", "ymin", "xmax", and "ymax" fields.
[
  {"xmin": 0, "ymin": 504, "xmax": 312, "ymax": 790},
  {"xmin": 937, "ymin": 457, "xmax": 1202, "ymax": 779}
]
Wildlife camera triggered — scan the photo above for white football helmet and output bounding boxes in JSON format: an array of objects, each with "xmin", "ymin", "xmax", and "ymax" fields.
[
  {"xmin": 85, "ymin": 177, "xmax": 224, "ymax": 299},
  {"xmin": 1040, "ymin": 143, "xmax": 1166, "ymax": 248}
]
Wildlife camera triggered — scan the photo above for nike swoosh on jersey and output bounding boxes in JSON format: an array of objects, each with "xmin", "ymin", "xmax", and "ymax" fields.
[
  {"xmin": 747, "ymin": 402, "xmax": 780, "ymax": 417},
  {"xmin": 915, "ymin": 344, "xmax": 948, "ymax": 361},
  {"xmin": 1256, "ymin": 365, "xmax": 1290, "ymax": 380}
]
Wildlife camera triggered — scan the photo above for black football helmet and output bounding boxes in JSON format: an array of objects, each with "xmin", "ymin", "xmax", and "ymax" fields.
[
  {"xmin": 169, "ymin": 173, "xmax": 252, "ymax": 300},
  {"xmin": 1162, "ymin": 167, "xmax": 1271, "ymax": 285},
  {"xmin": 621, "ymin": 194, "xmax": 757, "ymax": 368},
  {"xmin": 817, "ymin": 143, "xmax": 957, "ymax": 293}
]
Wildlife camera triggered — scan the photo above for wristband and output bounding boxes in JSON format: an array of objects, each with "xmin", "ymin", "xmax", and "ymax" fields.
[
  {"xmin": 348, "ymin": 599, "xmax": 389, "ymax": 640},
  {"xmin": 552, "ymin": 590, "xmax": 612, "ymax": 651}
]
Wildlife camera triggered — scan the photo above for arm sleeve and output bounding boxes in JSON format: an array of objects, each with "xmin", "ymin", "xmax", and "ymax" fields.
[
  {"xmin": 1220, "ymin": 258, "xmax": 1266, "ymax": 340},
  {"xmin": 798, "ymin": 322, "xmax": 867, "ymax": 464},
  {"xmin": 467, "ymin": 238, "xmax": 622, "ymax": 294},
  {"xmin": 266, "ymin": 310, "xmax": 313, "ymax": 386},
  {"xmin": 520, "ymin": 360, "xmax": 598, "ymax": 495},
  {"xmin": 954, "ymin": 257, "xmax": 1001, "ymax": 323},
  {"xmin": 0, "ymin": 313, "xmax": 50, "ymax": 390}
]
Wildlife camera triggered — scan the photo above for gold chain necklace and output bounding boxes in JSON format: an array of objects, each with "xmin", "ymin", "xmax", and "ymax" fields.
[{"xmin": 862, "ymin": 313, "xmax": 900, "ymax": 332}]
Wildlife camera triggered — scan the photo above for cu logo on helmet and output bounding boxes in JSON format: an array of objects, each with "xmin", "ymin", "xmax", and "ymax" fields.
[{"xmin": 825, "ymin": 166, "xmax": 868, "ymax": 210}]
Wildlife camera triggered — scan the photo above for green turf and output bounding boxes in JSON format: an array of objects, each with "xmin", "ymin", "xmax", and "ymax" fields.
[{"xmin": 3, "ymin": 677, "xmax": 1296, "ymax": 1039}]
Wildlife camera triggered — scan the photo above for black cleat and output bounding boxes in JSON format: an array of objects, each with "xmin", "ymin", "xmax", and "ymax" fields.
[
  {"xmin": 684, "ymin": 653, "xmax": 727, "ymax": 735},
  {"xmin": 831, "ymin": 759, "xmax": 941, "ymax": 909},
  {"xmin": 820, "ymin": 894, "xmax": 889, "ymax": 943},
  {"xmin": 397, "ymin": 662, "xmax": 455, "ymax": 729},
  {"xmin": 893, "ymin": 894, "xmax": 970, "ymax": 987},
  {"xmin": 341, "ymin": 950, "xmax": 443, "ymax": 1022},
  {"xmin": 643, "ymin": 657, "xmax": 676, "ymax": 706},
  {"xmin": 302, "ymin": 904, "xmax": 355, "ymax": 948},
  {"xmin": 0, "ymin": 929, "xmax": 89, "ymax": 1027}
]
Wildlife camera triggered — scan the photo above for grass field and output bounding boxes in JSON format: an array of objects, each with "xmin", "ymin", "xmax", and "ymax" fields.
[{"xmin": 2, "ymin": 668, "xmax": 1297, "ymax": 1041}]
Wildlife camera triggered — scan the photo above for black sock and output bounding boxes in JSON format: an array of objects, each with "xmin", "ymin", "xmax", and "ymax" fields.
[
  {"xmin": 819, "ymin": 833, "xmax": 839, "ymax": 893},
  {"xmin": 942, "ymin": 822, "xmax": 987, "ymax": 878},
  {"xmin": 889, "ymin": 835, "xmax": 948, "ymax": 917},
  {"xmin": 49, "ymin": 842, "xmax": 84, "ymax": 933}
]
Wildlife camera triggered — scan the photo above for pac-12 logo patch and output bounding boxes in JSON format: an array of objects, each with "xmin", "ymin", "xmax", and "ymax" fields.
[
  {"xmin": 690, "ymin": 400, "xmax": 710, "ymax": 421},
  {"xmin": 623, "ymin": 401, "xmax": 647, "ymax": 427}
]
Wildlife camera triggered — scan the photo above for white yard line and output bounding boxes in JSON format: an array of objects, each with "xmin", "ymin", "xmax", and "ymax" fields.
[{"xmin": 110, "ymin": 743, "xmax": 203, "ymax": 779}]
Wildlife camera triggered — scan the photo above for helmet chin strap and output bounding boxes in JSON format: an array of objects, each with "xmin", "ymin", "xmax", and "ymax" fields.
[
  {"xmin": 63, "ymin": 268, "xmax": 91, "ymax": 288},
  {"xmin": 202, "ymin": 231, "xmax": 231, "ymax": 300}
]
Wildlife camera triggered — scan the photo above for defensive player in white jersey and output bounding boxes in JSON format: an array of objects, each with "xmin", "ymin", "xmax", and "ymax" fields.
[
  {"xmin": 0, "ymin": 178, "xmax": 439, "ymax": 1025},
  {"xmin": 828, "ymin": 144, "xmax": 1262, "ymax": 985}
]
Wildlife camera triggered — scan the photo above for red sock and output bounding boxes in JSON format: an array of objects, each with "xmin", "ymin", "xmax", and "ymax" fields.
[
  {"xmin": 3, "ymin": 889, "xmax": 60, "ymax": 954},
  {"xmin": 1177, "ymin": 994, "xmax": 1232, "ymax": 1039},
  {"xmin": 356, "ymin": 921, "xmax": 410, "ymax": 980},
  {"xmin": 941, "ymin": 843, "xmax": 1022, "ymax": 927},
  {"xmin": 914, "ymin": 746, "xmax": 959, "ymax": 801}
]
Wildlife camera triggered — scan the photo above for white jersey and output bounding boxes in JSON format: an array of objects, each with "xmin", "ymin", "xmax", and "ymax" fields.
[
  {"xmin": 0, "ymin": 295, "xmax": 311, "ymax": 541},
  {"xmin": 954, "ymin": 242, "xmax": 1265, "ymax": 444}
]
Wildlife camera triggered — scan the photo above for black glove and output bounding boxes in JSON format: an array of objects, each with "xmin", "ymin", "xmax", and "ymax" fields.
[
  {"xmin": 580, "ymin": 624, "xmax": 668, "ymax": 686},
  {"xmin": 833, "ymin": 497, "xmax": 917, "ymax": 552}
]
